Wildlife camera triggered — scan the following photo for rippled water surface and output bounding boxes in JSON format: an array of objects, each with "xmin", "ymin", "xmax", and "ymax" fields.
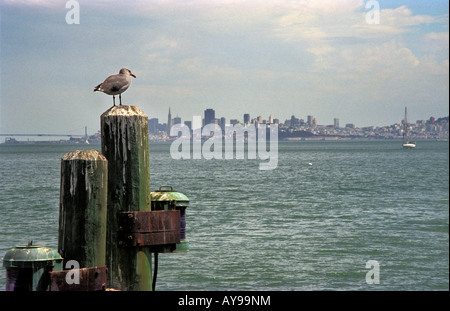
[{"xmin": 0, "ymin": 141, "xmax": 448, "ymax": 290}]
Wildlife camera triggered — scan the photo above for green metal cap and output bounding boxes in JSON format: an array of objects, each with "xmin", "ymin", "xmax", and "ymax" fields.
[
  {"xmin": 151, "ymin": 186, "xmax": 189, "ymax": 207},
  {"xmin": 174, "ymin": 240, "xmax": 190, "ymax": 253},
  {"xmin": 2, "ymin": 241, "xmax": 63, "ymax": 268}
]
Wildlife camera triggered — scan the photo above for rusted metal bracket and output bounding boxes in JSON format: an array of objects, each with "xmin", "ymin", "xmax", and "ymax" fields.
[
  {"xmin": 49, "ymin": 265, "xmax": 107, "ymax": 291},
  {"xmin": 117, "ymin": 211, "xmax": 180, "ymax": 247}
]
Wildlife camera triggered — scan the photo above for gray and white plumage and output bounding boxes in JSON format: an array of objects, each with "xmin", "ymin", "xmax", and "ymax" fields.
[{"xmin": 94, "ymin": 68, "xmax": 136, "ymax": 106}]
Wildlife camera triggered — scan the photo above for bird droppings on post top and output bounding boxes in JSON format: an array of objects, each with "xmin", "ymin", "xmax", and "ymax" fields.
[
  {"xmin": 62, "ymin": 150, "xmax": 107, "ymax": 162},
  {"xmin": 102, "ymin": 105, "xmax": 148, "ymax": 118}
]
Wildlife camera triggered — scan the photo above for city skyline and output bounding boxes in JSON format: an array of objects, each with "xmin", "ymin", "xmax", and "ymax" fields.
[
  {"xmin": 1, "ymin": 1, "xmax": 448, "ymax": 135},
  {"xmin": 140, "ymin": 106, "xmax": 448, "ymax": 142},
  {"xmin": 1, "ymin": 104, "xmax": 446, "ymax": 139},
  {"xmin": 2, "ymin": 105, "xmax": 446, "ymax": 143},
  {"xmin": 149, "ymin": 106, "xmax": 447, "ymax": 130}
]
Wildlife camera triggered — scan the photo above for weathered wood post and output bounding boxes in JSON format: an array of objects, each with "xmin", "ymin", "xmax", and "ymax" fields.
[
  {"xmin": 57, "ymin": 150, "xmax": 108, "ymax": 274},
  {"xmin": 101, "ymin": 105, "xmax": 152, "ymax": 291}
]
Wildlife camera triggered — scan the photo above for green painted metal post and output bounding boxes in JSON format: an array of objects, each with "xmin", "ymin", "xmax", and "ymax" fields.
[
  {"xmin": 58, "ymin": 150, "xmax": 108, "ymax": 269},
  {"xmin": 101, "ymin": 105, "xmax": 152, "ymax": 291}
]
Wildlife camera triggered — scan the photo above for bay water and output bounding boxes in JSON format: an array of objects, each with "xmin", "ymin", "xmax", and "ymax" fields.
[{"xmin": 0, "ymin": 140, "xmax": 448, "ymax": 290}]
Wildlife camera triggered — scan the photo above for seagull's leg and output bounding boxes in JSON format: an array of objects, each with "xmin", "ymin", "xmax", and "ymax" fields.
[
  {"xmin": 119, "ymin": 94, "xmax": 122, "ymax": 105},
  {"xmin": 113, "ymin": 95, "xmax": 116, "ymax": 106}
]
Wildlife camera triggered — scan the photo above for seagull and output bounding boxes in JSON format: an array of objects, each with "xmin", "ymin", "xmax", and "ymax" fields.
[{"xmin": 94, "ymin": 68, "xmax": 136, "ymax": 106}]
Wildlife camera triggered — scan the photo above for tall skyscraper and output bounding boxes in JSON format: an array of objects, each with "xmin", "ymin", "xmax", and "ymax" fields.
[
  {"xmin": 244, "ymin": 113, "xmax": 250, "ymax": 124},
  {"xmin": 220, "ymin": 117, "xmax": 226, "ymax": 132},
  {"xmin": 167, "ymin": 107, "xmax": 173, "ymax": 135},
  {"xmin": 334, "ymin": 118, "xmax": 340, "ymax": 129},
  {"xmin": 149, "ymin": 118, "xmax": 159, "ymax": 134},
  {"xmin": 184, "ymin": 121, "xmax": 192, "ymax": 131},
  {"xmin": 173, "ymin": 116, "xmax": 181, "ymax": 125},
  {"xmin": 204, "ymin": 109, "xmax": 215, "ymax": 125}
]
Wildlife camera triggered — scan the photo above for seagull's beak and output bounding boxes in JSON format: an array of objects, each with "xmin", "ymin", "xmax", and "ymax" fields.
[{"xmin": 131, "ymin": 73, "xmax": 136, "ymax": 78}]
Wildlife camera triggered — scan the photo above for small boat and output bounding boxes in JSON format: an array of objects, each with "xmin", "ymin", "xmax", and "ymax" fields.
[
  {"xmin": 402, "ymin": 141, "xmax": 416, "ymax": 149},
  {"xmin": 402, "ymin": 107, "xmax": 416, "ymax": 149}
]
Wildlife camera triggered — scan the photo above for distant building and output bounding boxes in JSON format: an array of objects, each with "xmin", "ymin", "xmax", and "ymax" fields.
[
  {"xmin": 334, "ymin": 118, "xmax": 339, "ymax": 129},
  {"xmin": 307, "ymin": 115, "xmax": 314, "ymax": 126},
  {"xmin": 345, "ymin": 123, "xmax": 355, "ymax": 129},
  {"xmin": 167, "ymin": 108, "xmax": 173, "ymax": 135},
  {"xmin": 417, "ymin": 120, "xmax": 426, "ymax": 126},
  {"xmin": 149, "ymin": 118, "xmax": 159, "ymax": 134},
  {"xmin": 204, "ymin": 109, "xmax": 215, "ymax": 125},
  {"xmin": 290, "ymin": 115, "xmax": 299, "ymax": 127},
  {"xmin": 184, "ymin": 121, "xmax": 192, "ymax": 131},
  {"xmin": 173, "ymin": 116, "xmax": 181, "ymax": 125},
  {"xmin": 244, "ymin": 113, "xmax": 250, "ymax": 124}
]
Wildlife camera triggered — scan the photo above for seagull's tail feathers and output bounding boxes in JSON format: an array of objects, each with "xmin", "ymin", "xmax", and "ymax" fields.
[{"xmin": 94, "ymin": 83, "xmax": 102, "ymax": 92}]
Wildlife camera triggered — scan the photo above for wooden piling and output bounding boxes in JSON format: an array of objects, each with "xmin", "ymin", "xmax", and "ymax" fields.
[
  {"xmin": 101, "ymin": 105, "xmax": 152, "ymax": 291},
  {"xmin": 58, "ymin": 150, "xmax": 108, "ymax": 269}
]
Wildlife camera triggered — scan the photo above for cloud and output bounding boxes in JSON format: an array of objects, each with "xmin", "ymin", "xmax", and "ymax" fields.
[
  {"xmin": 1, "ymin": 0, "xmax": 61, "ymax": 7},
  {"xmin": 8, "ymin": 0, "xmax": 444, "ymax": 43},
  {"xmin": 272, "ymin": 2, "xmax": 446, "ymax": 42},
  {"xmin": 380, "ymin": 5, "xmax": 442, "ymax": 27},
  {"xmin": 424, "ymin": 31, "xmax": 450, "ymax": 47},
  {"xmin": 1, "ymin": 0, "xmax": 448, "ymax": 130},
  {"xmin": 125, "ymin": 1, "xmax": 447, "ymax": 121}
]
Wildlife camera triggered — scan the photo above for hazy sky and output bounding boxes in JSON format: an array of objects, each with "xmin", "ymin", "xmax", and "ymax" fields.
[{"xmin": 1, "ymin": 0, "xmax": 448, "ymax": 136}]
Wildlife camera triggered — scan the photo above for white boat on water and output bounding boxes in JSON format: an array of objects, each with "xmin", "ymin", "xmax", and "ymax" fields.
[
  {"xmin": 402, "ymin": 141, "xmax": 416, "ymax": 148},
  {"xmin": 402, "ymin": 107, "xmax": 416, "ymax": 149}
]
